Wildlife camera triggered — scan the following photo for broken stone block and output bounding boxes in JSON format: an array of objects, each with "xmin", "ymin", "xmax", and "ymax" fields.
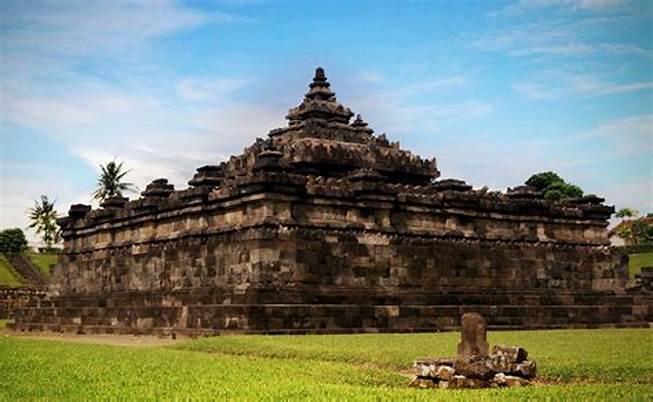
[
  {"xmin": 434, "ymin": 365, "xmax": 456, "ymax": 381},
  {"xmin": 413, "ymin": 363, "xmax": 434, "ymax": 377},
  {"xmin": 449, "ymin": 375, "xmax": 467, "ymax": 389},
  {"xmin": 492, "ymin": 345, "xmax": 528, "ymax": 363},
  {"xmin": 504, "ymin": 375, "xmax": 529, "ymax": 387},
  {"xmin": 511, "ymin": 360, "xmax": 537, "ymax": 379},
  {"xmin": 487, "ymin": 354, "xmax": 512, "ymax": 372},
  {"xmin": 413, "ymin": 357, "xmax": 455, "ymax": 367},
  {"xmin": 492, "ymin": 373, "xmax": 530, "ymax": 387},
  {"xmin": 409, "ymin": 377, "xmax": 437, "ymax": 388},
  {"xmin": 466, "ymin": 378, "xmax": 491, "ymax": 388},
  {"xmin": 454, "ymin": 357, "xmax": 497, "ymax": 380},
  {"xmin": 449, "ymin": 375, "xmax": 490, "ymax": 389}
]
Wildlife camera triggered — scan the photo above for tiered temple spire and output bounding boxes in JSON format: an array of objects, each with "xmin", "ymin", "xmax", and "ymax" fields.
[
  {"xmin": 305, "ymin": 67, "xmax": 335, "ymax": 101},
  {"xmin": 286, "ymin": 67, "xmax": 354, "ymax": 125}
]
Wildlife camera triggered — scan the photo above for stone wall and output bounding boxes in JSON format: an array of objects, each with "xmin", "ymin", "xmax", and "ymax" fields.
[
  {"xmin": 50, "ymin": 188, "xmax": 625, "ymax": 296},
  {"xmin": 11, "ymin": 67, "xmax": 650, "ymax": 335},
  {"xmin": 0, "ymin": 286, "xmax": 46, "ymax": 319}
]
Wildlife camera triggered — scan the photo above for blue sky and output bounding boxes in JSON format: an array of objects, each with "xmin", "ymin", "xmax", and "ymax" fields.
[{"xmin": 1, "ymin": 0, "xmax": 651, "ymax": 243}]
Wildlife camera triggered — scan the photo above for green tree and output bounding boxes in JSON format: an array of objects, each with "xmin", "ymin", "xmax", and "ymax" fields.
[
  {"xmin": 525, "ymin": 171, "xmax": 564, "ymax": 192},
  {"xmin": 615, "ymin": 208, "xmax": 639, "ymax": 219},
  {"xmin": 542, "ymin": 181, "xmax": 584, "ymax": 201},
  {"xmin": 0, "ymin": 228, "xmax": 28, "ymax": 254},
  {"xmin": 525, "ymin": 171, "xmax": 584, "ymax": 201},
  {"xmin": 28, "ymin": 195, "xmax": 61, "ymax": 249},
  {"xmin": 631, "ymin": 219, "xmax": 653, "ymax": 245},
  {"xmin": 93, "ymin": 160, "xmax": 136, "ymax": 202}
]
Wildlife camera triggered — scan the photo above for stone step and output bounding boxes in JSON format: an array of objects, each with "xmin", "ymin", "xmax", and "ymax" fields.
[
  {"xmin": 6, "ymin": 254, "xmax": 47, "ymax": 287},
  {"xmin": 9, "ymin": 320, "xmax": 652, "ymax": 337},
  {"xmin": 13, "ymin": 303, "xmax": 651, "ymax": 332}
]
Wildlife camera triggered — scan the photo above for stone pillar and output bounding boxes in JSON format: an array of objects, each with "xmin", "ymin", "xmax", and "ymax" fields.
[{"xmin": 457, "ymin": 313, "xmax": 489, "ymax": 358}]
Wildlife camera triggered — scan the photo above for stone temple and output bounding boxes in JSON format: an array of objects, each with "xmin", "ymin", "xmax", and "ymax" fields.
[{"xmin": 12, "ymin": 68, "xmax": 652, "ymax": 335}]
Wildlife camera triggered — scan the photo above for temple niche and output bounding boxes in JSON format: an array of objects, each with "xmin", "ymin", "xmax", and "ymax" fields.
[{"xmin": 12, "ymin": 68, "xmax": 651, "ymax": 335}]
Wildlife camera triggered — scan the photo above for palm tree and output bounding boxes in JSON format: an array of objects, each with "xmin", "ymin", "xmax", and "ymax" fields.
[
  {"xmin": 93, "ymin": 160, "xmax": 136, "ymax": 202},
  {"xmin": 28, "ymin": 195, "xmax": 61, "ymax": 248}
]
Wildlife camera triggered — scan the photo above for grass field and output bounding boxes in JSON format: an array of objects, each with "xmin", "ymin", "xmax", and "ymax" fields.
[
  {"xmin": 1, "ymin": 328, "xmax": 651, "ymax": 400},
  {"xmin": 27, "ymin": 252, "xmax": 59, "ymax": 279},
  {"xmin": 0, "ymin": 254, "xmax": 23, "ymax": 287},
  {"xmin": 629, "ymin": 252, "xmax": 653, "ymax": 277}
]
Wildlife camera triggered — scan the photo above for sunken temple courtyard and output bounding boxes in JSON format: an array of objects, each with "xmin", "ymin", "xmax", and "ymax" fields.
[{"xmin": 11, "ymin": 68, "xmax": 652, "ymax": 335}]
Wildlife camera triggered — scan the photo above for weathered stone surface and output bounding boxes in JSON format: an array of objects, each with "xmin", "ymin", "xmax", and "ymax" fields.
[
  {"xmin": 409, "ymin": 377, "xmax": 437, "ymax": 388},
  {"xmin": 448, "ymin": 375, "xmax": 490, "ymax": 389},
  {"xmin": 12, "ymin": 67, "xmax": 649, "ymax": 336},
  {"xmin": 487, "ymin": 354, "xmax": 513, "ymax": 373},
  {"xmin": 0, "ymin": 286, "xmax": 46, "ymax": 319},
  {"xmin": 457, "ymin": 313, "xmax": 489, "ymax": 358},
  {"xmin": 492, "ymin": 373, "xmax": 529, "ymax": 387},
  {"xmin": 454, "ymin": 358, "xmax": 497, "ymax": 380},
  {"xmin": 492, "ymin": 345, "xmax": 528, "ymax": 363},
  {"xmin": 414, "ymin": 357, "xmax": 455, "ymax": 367},
  {"xmin": 511, "ymin": 360, "xmax": 537, "ymax": 379},
  {"xmin": 434, "ymin": 365, "xmax": 456, "ymax": 381}
]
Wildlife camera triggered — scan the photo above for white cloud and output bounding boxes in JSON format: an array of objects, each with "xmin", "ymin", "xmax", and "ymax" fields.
[
  {"xmin": 1, "ymin": 1, "xmax": 213, "ymax": 57},
  {"xmin": 479, "ymin": 1, "xmax": 649, "ymax": 61},
  {"xmin": 590, "ymin": 114, "xmax": 653, "ymax": 156},
  {"xmin": 514, "ymin": 72, "xmax": 653, "ymax": 100},
  {"xmin": 358, "ymin": 70, "xmax": 385, "ymax": 84},
  {"xmin": 513, "ymin": 43, "xmax": 595, "ymax": 56},
  {"xmin": 0, "ymin": 0, "xmax": 257, "ymax": 242},
  {"xmin": 395, "ymin": 76, "xmax": 466, "ymax": 96},
  {"xmin": 596, "ymin": 82, "xmax": 653, "ymax": 95},
  {"xmin": 176, "ymin": 78, "xmax": 251, "ymax": 102},
  {"xmin": 491, "ymin": 0, "xmax": 628, "ymax": 16},
  {"xmin": 513, "ymin": 82, "xmax": 560, "ymax": 100}
]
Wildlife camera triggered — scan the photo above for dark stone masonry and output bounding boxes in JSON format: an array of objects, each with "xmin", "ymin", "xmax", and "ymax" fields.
[{"xmin": 11, "ymin": 68, "xmax": 652, "ymax": 335}]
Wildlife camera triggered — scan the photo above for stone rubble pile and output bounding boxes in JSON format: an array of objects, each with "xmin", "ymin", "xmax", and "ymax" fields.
[
  {"xmin": 411, "ymin": 345, "xmax": 537, "ymax": 389},
  {"xmin": 410, "ymin": 313, "xmax": 537, "ymax": 389}
]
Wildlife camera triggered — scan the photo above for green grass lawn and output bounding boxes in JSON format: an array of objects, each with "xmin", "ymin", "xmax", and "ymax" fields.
[
  {"xmin": 1, "ymin": 328, "xmax": 651, "ymax": 400},
  {"xmin": 629, "ymin": 252, "xmax": 653, "ymax": 277},
  {"xmin": 27, "ymin": 252, "xmax": 59, "ymax": 279},
  {"xmin": 0, "ymin": 254, "xmax": 23, "ymax": 287}
]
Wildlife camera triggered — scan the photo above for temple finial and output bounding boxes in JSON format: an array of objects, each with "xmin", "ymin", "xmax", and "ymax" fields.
[
  {"xmin": 351, "ymin": 114, "xmax": 373, "ymax": 134},
  {"xmin": 314, "ymin": 67, "xmax": 326, "ymax": 81},
  {"xmin": 306, "ymin": 66, "xmax": 335, "ymax": 101}
]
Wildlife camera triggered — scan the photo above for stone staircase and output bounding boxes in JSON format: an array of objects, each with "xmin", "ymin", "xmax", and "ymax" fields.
[{"xmin": 6, "ymin": 254, "xmax": 47, "ymax": 287}]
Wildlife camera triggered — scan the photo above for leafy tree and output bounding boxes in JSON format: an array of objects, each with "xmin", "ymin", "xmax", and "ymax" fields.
[
  {"xmin": 614, "ymin": 207, "xmax": 652, "ymax": 245},
  {"xmin": 93, "ymin": 160, "xmax": 136, "ymax": 202},
  {"xmin": 525, "ymin": 171, "xmax": 564, "ymax": 192},
  {"xmin": 28, "ymin": 195, "xmax": 61, "ymax": 248},
  {"xmin": 0, "ymin": 228, "xmax": 29, "ymax": 254},
  {"xmin": 615, "ymin": 208, "xmax": 639, "ymax": 219},
  {"xmin": 542, "ymin": 181, "xmax": 584, "ymax": 201},
  {"xmin": 631, "ymin": 218, "xmax": 653, "ymax": 245},
  {"xmin": 525, "ymin": 171, "xmax": 584, "ymax": 201}
]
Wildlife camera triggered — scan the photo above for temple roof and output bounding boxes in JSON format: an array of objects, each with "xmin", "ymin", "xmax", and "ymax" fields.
[{"xmin": 286, "ymin": 67, "xmax": 354, "ymax": 125}]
